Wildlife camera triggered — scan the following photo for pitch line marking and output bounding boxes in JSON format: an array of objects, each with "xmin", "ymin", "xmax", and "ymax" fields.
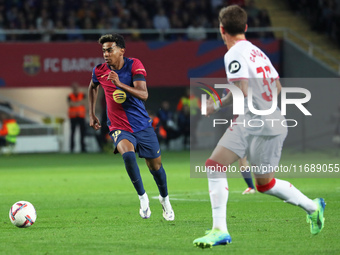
[
  {"xmin": 151, "ymin": 195, "xmax": 209, "ymax": 202},
  {"xmin": 152, "ymin": 192, "xmax": 283, "ymax": 203}
]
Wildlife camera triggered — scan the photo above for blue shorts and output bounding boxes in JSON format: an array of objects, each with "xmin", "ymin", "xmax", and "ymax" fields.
[{"xmin": 110, "ymin": 127, "xmax": 161, "ymax": 159}]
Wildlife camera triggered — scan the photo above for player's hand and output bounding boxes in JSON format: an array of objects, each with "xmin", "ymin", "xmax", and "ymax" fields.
[
  {"xmin": 89, "ymin": 115, "xmax": 102, "ymax": 130},
  {"xmin": 107, "ymin": 71, "xmax": 120, "ymax": 86},
  {"xmin": 206, "ymin": 97, "xmax": 216, "ymax": 116}
]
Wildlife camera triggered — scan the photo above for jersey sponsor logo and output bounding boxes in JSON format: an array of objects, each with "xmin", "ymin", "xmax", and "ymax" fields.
[
  {"xmin": 112, "ymin": 90, "xmax": 126, "ymax": 104},
  {"xmin": 228, "ymin": 61, "xmax": 241, "ymax": 74},
  {"xmin": 112, "ymin": 130, "xmax": 121, "ymax": 143}
]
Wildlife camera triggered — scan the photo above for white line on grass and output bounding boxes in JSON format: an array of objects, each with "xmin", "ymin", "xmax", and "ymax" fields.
[
  {"xmin": 152, "ymin": 192, "xmax": 283, "ymax": 203},
  {"xmin": 151, "ymin": 196, "xmax": 209, "ymax": 202}
]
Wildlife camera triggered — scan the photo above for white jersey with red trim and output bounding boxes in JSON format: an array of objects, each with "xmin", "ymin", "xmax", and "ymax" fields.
[{"xmin": 224, "ymin": 40, "xmax": 287, "ymax": 136}]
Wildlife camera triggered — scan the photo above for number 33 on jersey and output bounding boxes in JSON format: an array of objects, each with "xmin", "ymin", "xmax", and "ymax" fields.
[{"xmin": 225, "ymin": 39, "xmax": 279, "ymax": 103}]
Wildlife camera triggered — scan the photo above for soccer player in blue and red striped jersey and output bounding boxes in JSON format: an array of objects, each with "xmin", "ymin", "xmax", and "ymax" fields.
[{"xmin": 88, "ymin": 34, "xmax": 174, "ymax": 221}]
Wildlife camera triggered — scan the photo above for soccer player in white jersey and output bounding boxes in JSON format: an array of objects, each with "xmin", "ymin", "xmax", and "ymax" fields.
[{"xmin": 193, "ymin": 5, "xmax": 325, "ymax": 248}]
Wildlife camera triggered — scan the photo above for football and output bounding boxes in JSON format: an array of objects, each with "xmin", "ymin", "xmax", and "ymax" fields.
[{"xmin": 9, "ymin": 201, "xmax": 37, "ymax": 228}]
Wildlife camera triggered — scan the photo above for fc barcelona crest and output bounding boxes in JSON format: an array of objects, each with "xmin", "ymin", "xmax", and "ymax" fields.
[{"xmin": 23, "ymin": 55, "xmax": 41, "ymax": 76}]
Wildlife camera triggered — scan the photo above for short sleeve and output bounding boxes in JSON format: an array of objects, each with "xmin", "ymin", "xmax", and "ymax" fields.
[
  {"xmin": 131, "ymin": 58, "xmax": 147, "ymax": 77},
  {"xmin": 225, "ymin": 51, "xmax": 248, "ymax": 83}
]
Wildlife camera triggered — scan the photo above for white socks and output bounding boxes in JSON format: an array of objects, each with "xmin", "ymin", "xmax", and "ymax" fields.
[
  {"xmin": 207, "ymin": 173, "xmax": 317, "ymax": 234},
  {"xmin": 261, "ymin": 178, "xmax": 317, "ymax": 214},
  {"xmin": 208, "ymin": 172, "xmax": 229, "ymax": 232}
]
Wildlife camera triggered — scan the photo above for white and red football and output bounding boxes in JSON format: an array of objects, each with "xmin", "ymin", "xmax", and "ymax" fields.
[{"xmin": 9, "ymin": 201, "xmax": 37, "ymax": 228}]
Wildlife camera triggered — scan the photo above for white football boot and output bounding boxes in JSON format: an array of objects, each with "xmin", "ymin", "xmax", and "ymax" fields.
[
  {"xmin": 159, "ymin": 195, "xmax": 175, "ymax": 221},
  {"xmin": 139, "ymin": 193, "xmax": 151, "ymax": 219}
]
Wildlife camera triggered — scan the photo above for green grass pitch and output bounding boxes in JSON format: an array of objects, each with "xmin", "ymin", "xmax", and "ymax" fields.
[{"xmin": 0, "ymin": 150, "xmax": 339, "ymax": 254}]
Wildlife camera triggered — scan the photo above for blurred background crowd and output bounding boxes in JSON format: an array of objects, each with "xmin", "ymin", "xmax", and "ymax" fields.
[
  {"xmin": 0, "ymin": 0, "xmax": 273, "ymax": 41},
  {"xmin": 287, "ymin": 0, "xmax": 340, "ymax": 46}
]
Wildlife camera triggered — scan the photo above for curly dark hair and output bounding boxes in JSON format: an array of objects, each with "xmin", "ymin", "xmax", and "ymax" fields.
[{"xmin": 98, "ymin": 34, "xmax": 125, "ymax": 48}]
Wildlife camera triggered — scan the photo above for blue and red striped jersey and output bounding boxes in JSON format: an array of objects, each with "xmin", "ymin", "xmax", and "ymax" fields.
[{"xmin": 92, "ymin": 57, "xmax": 151, "ymax": 133}]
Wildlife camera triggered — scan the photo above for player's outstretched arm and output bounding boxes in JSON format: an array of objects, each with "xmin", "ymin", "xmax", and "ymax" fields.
[
  {"xmin": 88, "ymin": 80, "xmax": 101, "ymax": 130},
  {"xmin": 107, "ymin": 71, "xmax": 148, "ymax": 101}
]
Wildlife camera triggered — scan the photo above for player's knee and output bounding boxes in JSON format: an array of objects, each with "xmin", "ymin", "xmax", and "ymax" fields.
[
  {"xmin": 122, "ymin": 151, "xmax": 137, "ymax": 167},
  {"xmin": 148, "ymin": 161, "xmax": 162, "ymax": 171},
  {"xmin": 146, "ymin": 156, "xmax": 162, "ymax": 171}
]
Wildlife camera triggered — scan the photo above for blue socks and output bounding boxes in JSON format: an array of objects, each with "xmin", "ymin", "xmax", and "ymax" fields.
[
  {"xmin": 149, "ymin": 165, "xmax": 168, "ymax": 197},
  {"xmin": 122, "ymin": 151, "xmax": 145, "ymax": 196},
  {"xmin": 241, "ymin": 167, "xmax": 255, "ymax": 189},
  {"xmin": 122, "ymin": 151, "xmax": 168, "ymax": 198}
]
